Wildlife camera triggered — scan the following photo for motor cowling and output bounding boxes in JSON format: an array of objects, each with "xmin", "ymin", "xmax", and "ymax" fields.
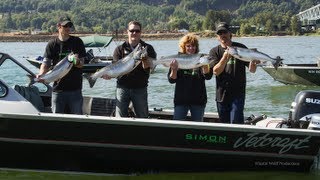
[
  {"xmin": 289, "ymin": 90, "xmax": 320, "ymax": 129},
  {"xmin": 307, "ymin": 115, "xmax": 320, "ymax": 130}
]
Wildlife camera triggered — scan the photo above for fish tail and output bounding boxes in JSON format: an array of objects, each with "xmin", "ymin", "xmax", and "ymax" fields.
[
  {"xmin": 26, "ymin": 74, "xmax": 36, "ymax": 86},
  {"xmin": 272, "ymin": 56, "xmax": 283, "ymax": 70},
  {"xmin": 150, "ymin": 60, "xmax": 157, "ymax": 73},
  {"xmin": 147, "ymin": 57, "xmax": 157, "ymax": 70},
  {"xmin": 83, "ymin": 73, "xmax": 97, "ymax": 88},
  {"xmin": 150, "ymin": 59, "xmax": 156, "ymax": 69}
]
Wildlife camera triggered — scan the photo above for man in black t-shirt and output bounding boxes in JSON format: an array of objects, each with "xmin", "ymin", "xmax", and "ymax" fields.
[
  {"xmin": 209, "ymin": 22, "xmax": 259, "ymax": 124},
  {"xmin": 108, "ymin": 21, "xmax": 157, "ymax": 118},
  {"xmin": 37, "ymin": 16, "xmax": 86, "ymax": 114}
]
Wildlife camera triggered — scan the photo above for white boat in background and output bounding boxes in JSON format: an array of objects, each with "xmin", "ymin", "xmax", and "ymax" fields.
[
  {"xmin": 261, "ymin": 60, "xmax": 320, "ymax": 86},
  {"xmin": 0, "ymin": 52, "xmax": 319, "ymax": 174},
  {"xmin": 25, "ymin": 35, "xmax": 114, "ymax": 71}
]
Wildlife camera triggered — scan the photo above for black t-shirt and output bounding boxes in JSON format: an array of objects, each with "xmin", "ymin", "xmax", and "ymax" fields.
[
  {"xmin": 168, "ymin": 67, "xmax": 213, "ymax": 106},
  {"xmin": 209, "ymin": 42, "xmax": 249, "ymax": 103},
  {"xmin": 113, "ymin": 40, "xmax": 157, "ymax": 89},
  {"xmin": 44, "ymin": 36, "xmax": 86, "ymax": 91}
]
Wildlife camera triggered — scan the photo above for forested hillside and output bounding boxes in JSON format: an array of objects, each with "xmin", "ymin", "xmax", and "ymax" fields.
[{"xmin": 0, "ymin": 0, "xmax": 319, "ymax": 35}]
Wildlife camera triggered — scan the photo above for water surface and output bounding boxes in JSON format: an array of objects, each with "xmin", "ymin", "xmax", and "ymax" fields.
[{"xmin": 0, "ymin": 36, "xmax": 320, "ymax": 179}]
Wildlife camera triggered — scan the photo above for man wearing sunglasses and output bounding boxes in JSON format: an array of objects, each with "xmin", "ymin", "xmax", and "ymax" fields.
[
  {"xmin": 209, "ymin": 22, "xmax": 258, "ymax": 124},
  {"xmin": 37, "ymin": 16, "xmax": 86, "ymax": 114},
  {"xmin": 111, "ymin": 21, "xmax": 157, "ymax": 118}
]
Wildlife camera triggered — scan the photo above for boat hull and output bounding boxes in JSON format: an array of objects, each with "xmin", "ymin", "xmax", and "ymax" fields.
[
  {"xmin": 0, "ymin": 113, "xmax": 319, "ymax": 174},
  {"xmin": 262, "ymin": 64, "xmax": 320, "ymax": 86}
]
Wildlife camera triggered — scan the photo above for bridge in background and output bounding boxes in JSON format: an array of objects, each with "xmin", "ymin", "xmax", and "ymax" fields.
[{"xmin": 297, "ymin": 4, "xmax": 320, "ymax": 30}]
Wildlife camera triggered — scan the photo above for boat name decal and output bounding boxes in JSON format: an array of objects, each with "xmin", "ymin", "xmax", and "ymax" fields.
[
  {"xmin": 310, "ymin": 119, "xmax": 320, "ymax": 125},
  {"xmin": 185, "ymin": 134, "xmax": 227, "ymax": 144},
  {"xmin": 306, "ymin": 98, "xmax": 320, "ymax": 105},
  {"xmin": 233, "ymin": 133, "xmax": 310, "ymax": 154},
  {"xmin": 307, "ymin": 70, "xmax": 320, "ymax": 74}
]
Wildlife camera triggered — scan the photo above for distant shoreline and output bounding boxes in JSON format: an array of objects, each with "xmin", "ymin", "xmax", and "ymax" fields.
[
  {"xmin": 1, "ymin": 32, "xmax": 315, "ymax": 42},
  {"xmin": 0, "ymin": 32, "xmax": 214, "ymax": 42}
]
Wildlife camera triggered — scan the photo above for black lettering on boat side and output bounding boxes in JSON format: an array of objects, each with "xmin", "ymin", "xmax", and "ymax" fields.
[{"xmin": 233, "ymin": 133, "xmax": 310, "ymax": 154}]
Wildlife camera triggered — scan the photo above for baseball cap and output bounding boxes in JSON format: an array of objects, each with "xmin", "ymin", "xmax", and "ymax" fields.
[
  {"xmin": 216, "ymin": 22, "xmax": 230, "ymax": 34},
  {"xmin": 58, "ymin": 16, "xmax": 73, "ymax": 27}
]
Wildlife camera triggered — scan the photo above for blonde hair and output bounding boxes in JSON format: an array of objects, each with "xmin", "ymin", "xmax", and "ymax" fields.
[{"xmin": 179, "ymin": 33, "xmax": 199, "ymax": 54}]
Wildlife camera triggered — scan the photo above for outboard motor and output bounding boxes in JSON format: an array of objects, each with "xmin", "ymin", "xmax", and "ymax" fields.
[
  {"xmin": 307, "ymin": 115, "xmax": 320, "ymax": 130},
  {"xmin": 288, "ymin": 90, "xmax": 320, "ymax": 129}
]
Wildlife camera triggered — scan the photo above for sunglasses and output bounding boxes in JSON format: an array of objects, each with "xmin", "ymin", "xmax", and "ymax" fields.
[
  {"xmin": 217, "ymin": 30, "xmax": 228, "ymax": 35},
  {"xmin": 128, "ymin": 29, "xmax": 141, "ymax": 33},
  {"xmin": 62, "ymin": 24, "xmax": 72, "ymax": 28},
  {"xmin": 59, "ymin": 22, "xmax": 73, "ymax": 28}
]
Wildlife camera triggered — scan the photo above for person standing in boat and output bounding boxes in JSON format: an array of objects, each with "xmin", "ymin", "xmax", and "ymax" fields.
[
  {"xmin": 209, "ymin": 22, "xmax": 259, "ymax": 124},
  {"xmin": 37, "ymin": 16, "xmax": 86, "ymax": 114},
  {"xmin": 104, "ymin": 21, "xmax": 157, "ymax": 118},
  {"xmin": 168, "ymin": 33, "xmax": 212, "ymax": 121}
]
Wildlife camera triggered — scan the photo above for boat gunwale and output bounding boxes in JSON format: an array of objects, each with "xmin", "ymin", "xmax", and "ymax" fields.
[
  {"xmin": 1, "ymin": 111, "xmax": 320, "ymax": 136},
  {"xmin": 262, "ymin": 65, "xmax": 320, "ymax": 70}
]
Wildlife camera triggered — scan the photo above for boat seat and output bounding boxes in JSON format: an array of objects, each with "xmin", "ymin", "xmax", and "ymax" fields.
[
  {"xmin": 83, "ymin": 97, "xmax": 116, "ymax": 116},
  {"xmin": 13, "ymin": 85, "xmax": 45, "ymax": 112}
]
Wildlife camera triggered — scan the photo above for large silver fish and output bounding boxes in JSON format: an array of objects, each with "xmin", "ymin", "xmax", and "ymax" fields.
[
  {"xmin": 31, "ymin": 54, "xmax": 74, "ymax": 84},
  {"xmin": 226, "ymin": 46, "xmax": 283, "ymax": 70},
  {"xmin": 85, "ymin": 43, "xmax": 147, "ymax": 88},
  {"xmin": 152, "ymin": 53, "xmax": 212, "ymax": 69}
]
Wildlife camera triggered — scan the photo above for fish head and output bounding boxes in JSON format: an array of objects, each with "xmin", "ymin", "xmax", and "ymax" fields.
[
  {"xmin": 133, "ymin": 43, "xmax": 142, "ymax": 50},
  {"xmin": 133, "ymin": 45, "xmax": 148, "ymax": 60},
  {"xmin": 226, "ymin": 46, "xmax": 238, "ymax": 56},
  {"xmin": 67, "ymin": 54, "xmax": 76, "ymax": 63},
  {"xmin": 199, "ymin": 55, "xmax": 210, "ymax": 65}
]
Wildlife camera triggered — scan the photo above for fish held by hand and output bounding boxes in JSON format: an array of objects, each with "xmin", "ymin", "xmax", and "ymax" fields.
[{"xmin": 226, "ymin": 46, "xmax": 283, "ymax": 70}]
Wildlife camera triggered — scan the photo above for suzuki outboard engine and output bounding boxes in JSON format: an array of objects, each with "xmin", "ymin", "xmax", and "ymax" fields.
[{"xmin": 289, "ymin": 90, "xmax": 320, "ymax": 130}]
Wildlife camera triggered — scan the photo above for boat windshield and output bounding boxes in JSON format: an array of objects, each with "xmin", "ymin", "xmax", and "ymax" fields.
[
  {"xmin": 0, "ymin": 81, "xmax": 8, "ymax": 98},
  {"xmin": 0, "ymin": 53, "xmax": 49, "ymax": 93}
]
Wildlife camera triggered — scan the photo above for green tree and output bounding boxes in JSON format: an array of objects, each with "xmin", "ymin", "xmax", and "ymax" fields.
[
  {"xmin": 93, "ymin": 25, "xmax": 104, "ymax": 34},
  {"xmin": 290, "ymin": 15, "xmax": 300, "ymax": 35},
  {"xmin": 265, "ymin": 19, "xmax": 273, "ymax": 35},
  {"xmin": 203, "ymin": 10, "xmax": 218, "ymax": 30},
  {"xmin": 169, "ymin": 18, "xmax": 189, "ymax": 30},
  {"xmin": 0, "ymin": 0, "xmax": 316, "ymax": 35},
  {"xmin": 5, "ymin": 12, "xmax": 16, "ymax": 29},
  {"xmin": 31, "ymin": 17, "xmax": 43, "ymax": 29},
  {"xmin": 239, "ymin": 23, "xmax": 252, "ymax": 36},
  {"xmin": 203, "ymin": 10, "xmax": 231, "ymax": 31}
]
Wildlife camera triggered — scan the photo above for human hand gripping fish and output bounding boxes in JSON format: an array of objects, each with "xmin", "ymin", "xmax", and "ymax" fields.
[
  {"xmin": 226, "ymin": 46, "xmax": 283, "ymax": 70},
  {"xmin": 168, "ymin": 59, "xmax": 179, "ymax": 79},
  {"xmin": 29, "ymin": 54, "xmax": 76, "ymax": 85},
  {"xmin": 84, "ymin": 43, "xmax": 147, "ymax": 88}
]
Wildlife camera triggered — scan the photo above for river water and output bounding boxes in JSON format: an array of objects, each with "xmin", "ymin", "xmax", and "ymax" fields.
[
  {"xmin": 0, "ymin": 36, "xmax": 319, "ymax": 179},
  {"xmin": 1, "ymin": 36, "xmax": 320, "ymax": 118}
]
